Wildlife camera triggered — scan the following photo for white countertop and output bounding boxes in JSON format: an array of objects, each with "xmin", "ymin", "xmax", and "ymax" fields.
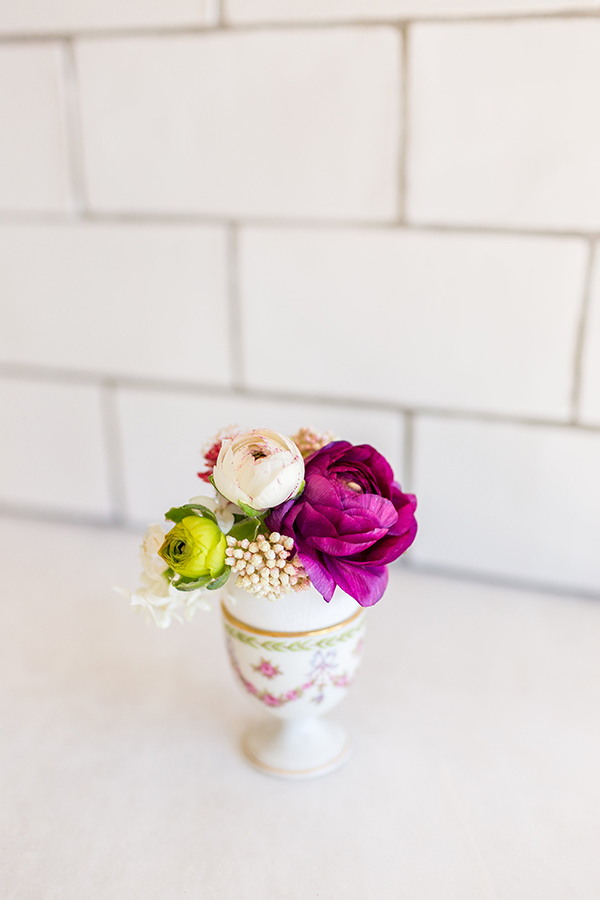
[{"xmin": 1, "ymin": 515, "xmax": 599, "ymax": 899}]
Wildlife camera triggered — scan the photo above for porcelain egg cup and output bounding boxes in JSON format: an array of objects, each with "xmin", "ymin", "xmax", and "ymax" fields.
[{"xmin": 221, "ymin": 582, "xmax": 367, "ymax": 780}]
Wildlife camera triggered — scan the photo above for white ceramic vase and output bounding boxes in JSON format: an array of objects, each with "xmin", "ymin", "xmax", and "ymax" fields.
[{"xmin": 221, "ymin": 582, "xmax": 367, "ymax": 779}]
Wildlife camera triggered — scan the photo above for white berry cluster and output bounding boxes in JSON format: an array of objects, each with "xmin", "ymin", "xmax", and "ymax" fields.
[{"xmin": 224, "ymin": 531, "xmax": 310, "ymax": 601}]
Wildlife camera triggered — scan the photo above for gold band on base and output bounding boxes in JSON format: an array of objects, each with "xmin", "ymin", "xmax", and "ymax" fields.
[{"xmin": 220, "ymin": 601, "xmax": 364, "ymax": 638}]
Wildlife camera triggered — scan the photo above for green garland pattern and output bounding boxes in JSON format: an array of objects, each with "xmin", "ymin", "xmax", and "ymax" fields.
[{"xmin": 223, "ymin": 617, "xmax": 366, "ymax": 653}]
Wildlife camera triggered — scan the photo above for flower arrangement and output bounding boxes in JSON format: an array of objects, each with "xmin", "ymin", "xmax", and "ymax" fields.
[{"xmin": 118, "ymin": 426, "xmax": 417, "ymax": 628}]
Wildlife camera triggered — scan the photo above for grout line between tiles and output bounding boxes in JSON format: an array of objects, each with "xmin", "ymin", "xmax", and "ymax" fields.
[
  {"xmin": 1, "ymin": 362, "xmax": 600, "ymax": 433},
  {"xmin": 0, "ymin": 503, "xmax": 115, "ymax": 530},
  {"xmin": 397, "ymin": 23, "xmax": 409, "ymax": 224},
  {"xmin": 571, "ymin": 239, "xmax": 596, "ymax": 421},
  {"xmin": 207, "ymin": 0, "xmax": 223, "ymax": 28},
  {"xmin": 1, "ymin": 10, "xmax": 600, "ymax": 42},
  {"xmin": 0, "ymin": 211, "xmax": 596, "ymax": 242},
  {"xmin": 213, "ymin": 10, "xmax": 600, "ymax": 28},
  {"xmin": 60, "ymin": 38, "xmax": 87, "ymax": 215},
  {"xmin": 403, "ymin": 557, "xmax": 600, "ymax": 604},
  {"xmin": 402, "ymin": 410, "xmax": 414, "ymax": 491}
]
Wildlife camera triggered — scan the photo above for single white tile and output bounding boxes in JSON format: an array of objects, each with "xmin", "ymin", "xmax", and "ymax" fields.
[
  {"xmin": 407, "ymin": 20, "xmax": 600, "ymax": 231},
  {"xmin": 239, "ymin": 226, "xmax": 586, "ymax": 419},
  {"xmin": 0, "ymin": 378, "xmax": 111, "ymax": 517},
  {"xmin": 412, "ymin": 416, "xmax": 600, "ymax": 594},
  {"xmin": 0, "ymin": 44, "xmax": 70, "ymax": 212},
  {"xmin": 0, "ymin": 223, "xmax": 231, "ymax": 385},
  {"xmin": 226, "ymin": 0, "xmax": 600, "ymax": 22},
  {"xmin": 117, "ymin": 387, "xmax": 405, "ymax": 524},
  {"xmin": 76, "ymin": 29, "xmax": 400, "ymax": 220},
  {"xmin": 0, "ymin": 0, "xmax": 215, "ymax": 33},
  {"xmin": 579, "ymin": 251, "xmax": 600, "ymax": 425}
]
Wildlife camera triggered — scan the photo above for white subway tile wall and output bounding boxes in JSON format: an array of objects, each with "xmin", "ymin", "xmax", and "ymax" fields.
[
  {"xmin": 0, "ymin": 0, "xmax": 217, "ymax": 34},
  {"xmin": 76, "ymin": 29, "xmax": 400, "ymax": 220},
  {"xmin": 0, "ymin": 223, "xmax": 231, "ymax": 383},
  {"xmin": 407, "ymin": 21, "xmax": 600, "ymax": 231},
  {"xmin": 0, "ymin": 44, "xmax": 70, "ymax": 212},
  {"xmin": 0, "ymin": 379, "xmax": 111, "ymax": 518},
  {"xmin": 239, "ymin": 227, "xmax": 587, "ymax": 418},
  {"xmin": 412, "ymin": 416, "xmax": 600, "ymax": 594},
  {"xmin": 0, "ymin": 2, "xmax": 598, "ymax": 598}
]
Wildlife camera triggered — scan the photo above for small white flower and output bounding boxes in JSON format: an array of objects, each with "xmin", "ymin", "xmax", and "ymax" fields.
[
  {"xmin": 182, "ymin": 589, "xmax": 213, "ymax": 620},
  {"xmin": 115, "ymin": 581, "xmax": 212, "ymax": 629},
  {"xmin": 114, "ymin": 582, "xmax": 179, "ymax": 629},
  {"xmin": 188, "ymin": 494, "xmax": 238, "ymax": 534},
  {"xmin": 212, "ymin": 429, "xmax": 305, "ymax": 512}
]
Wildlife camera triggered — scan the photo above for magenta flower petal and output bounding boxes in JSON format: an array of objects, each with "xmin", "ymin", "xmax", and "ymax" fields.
[
  {"xmin": 325, "ymin": 557, "xmax": 389, "ymax": 607},
  {"xmin": 296, "ymin": 496, "xmax": 396, "ymax": 555},
  {"xmin": 266, "ymin": 441, "xmax": 417, "ymax": 606},
  {"xmin": 297, "ymin": 548, "xmax": 337, "ymax": 602}
]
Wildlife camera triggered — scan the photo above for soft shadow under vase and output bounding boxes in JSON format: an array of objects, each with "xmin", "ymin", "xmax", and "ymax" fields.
[{"xmin": 221, "ymin": 583, "xmax": 367, "ymax": 779}]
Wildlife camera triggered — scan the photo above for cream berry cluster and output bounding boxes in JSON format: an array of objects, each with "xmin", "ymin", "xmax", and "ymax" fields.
[{"xmin": 224, "ymin": 532, "xmax": 310, "ymax": 601}]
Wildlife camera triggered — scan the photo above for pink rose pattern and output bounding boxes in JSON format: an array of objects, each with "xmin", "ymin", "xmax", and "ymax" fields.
[
  {"xmin": 252, "ymin": 658, "xmax": 282, "ymax": 679},
  {"xmin": 352, "ymin": 638, "xmax": 364, "ymax": 658},
  {"xmin": 226, "ymin": 638, "xmax": 360, "ymax": 710}
]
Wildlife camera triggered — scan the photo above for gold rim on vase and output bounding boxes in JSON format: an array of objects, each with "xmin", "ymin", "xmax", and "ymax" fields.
[{"xmin": 220, "ymin": 601, "xmax": 365, "ymax": 638}]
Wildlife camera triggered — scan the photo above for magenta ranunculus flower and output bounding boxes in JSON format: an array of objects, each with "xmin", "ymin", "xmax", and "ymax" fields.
[{"xmin": 266, "ymin": 441, "xmax": 417, "ymax": 607}]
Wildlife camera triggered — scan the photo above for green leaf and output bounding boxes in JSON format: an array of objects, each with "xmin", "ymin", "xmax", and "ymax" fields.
[
  {"xmin": 164, "ymin": 506, "xmax": 187, "ymax": 524},
  {"xmin": 238, "ymin": 500, "xmax": 263, "ymax": 518},
  {"xmin": 164, "ymin": 503, "xmax": 218, "ymax": 525},
  {"xmin": 186, "ymin": 503, "xmax": 218, "ymax": 522},
  {"xmin": 173, "ymin": 575, "xmax": 212, "ymax": 592},
  {"xmin": 228, "ymin": 516, "xmax": 262, "ymax": 542},
  {"xmin": 206, "ymin": 569, "xmax": 230, "ymax": 591}
]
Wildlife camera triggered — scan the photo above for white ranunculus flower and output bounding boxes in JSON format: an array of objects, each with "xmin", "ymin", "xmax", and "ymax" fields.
[
  {"xmin": 114, "ymin": 524, "xmax": 212, "ymax": 628},
  {"xmin": 212, "ymin": 429, "xmax": 305, "ymax": 512},
  {"xmin": 140, "ymin": 523, "xmax": 169, "ymax": 580}
]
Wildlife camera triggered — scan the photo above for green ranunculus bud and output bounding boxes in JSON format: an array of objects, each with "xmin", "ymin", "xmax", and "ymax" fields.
[{"xmin": 158, "ymin": 516, "xmax": 226, "ymax": 580}]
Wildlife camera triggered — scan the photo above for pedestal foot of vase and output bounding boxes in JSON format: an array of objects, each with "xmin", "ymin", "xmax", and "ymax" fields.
[{"xmin": 242, "ymin": 716, "xmax": 351, "ymax": 779}]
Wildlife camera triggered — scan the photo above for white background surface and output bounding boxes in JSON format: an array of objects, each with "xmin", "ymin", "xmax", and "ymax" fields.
[{"xmin": 2, "ymin": 514, "xmax": 599, "ymax": 898}]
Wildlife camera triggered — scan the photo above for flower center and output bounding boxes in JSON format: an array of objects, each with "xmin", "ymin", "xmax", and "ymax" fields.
[
  {"xmin": 331, "ymin": 463, "xmax": 373, "ymax": 495},
  {"xmin": 250, "ymin": 447, "xmax": 268, "ymax": 460},
  {"xmin": 344, "ymin": 481, "xmax": 363, "ymax": 493}
]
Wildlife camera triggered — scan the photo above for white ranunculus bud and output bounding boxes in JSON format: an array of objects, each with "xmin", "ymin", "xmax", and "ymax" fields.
[
  {"xmin": 212, "ymin": 429, "xmax": 305, "ymax": 513},
  {"xmin": 140, "ymin": 524, "xmax": 169, "ymax": 580}
]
